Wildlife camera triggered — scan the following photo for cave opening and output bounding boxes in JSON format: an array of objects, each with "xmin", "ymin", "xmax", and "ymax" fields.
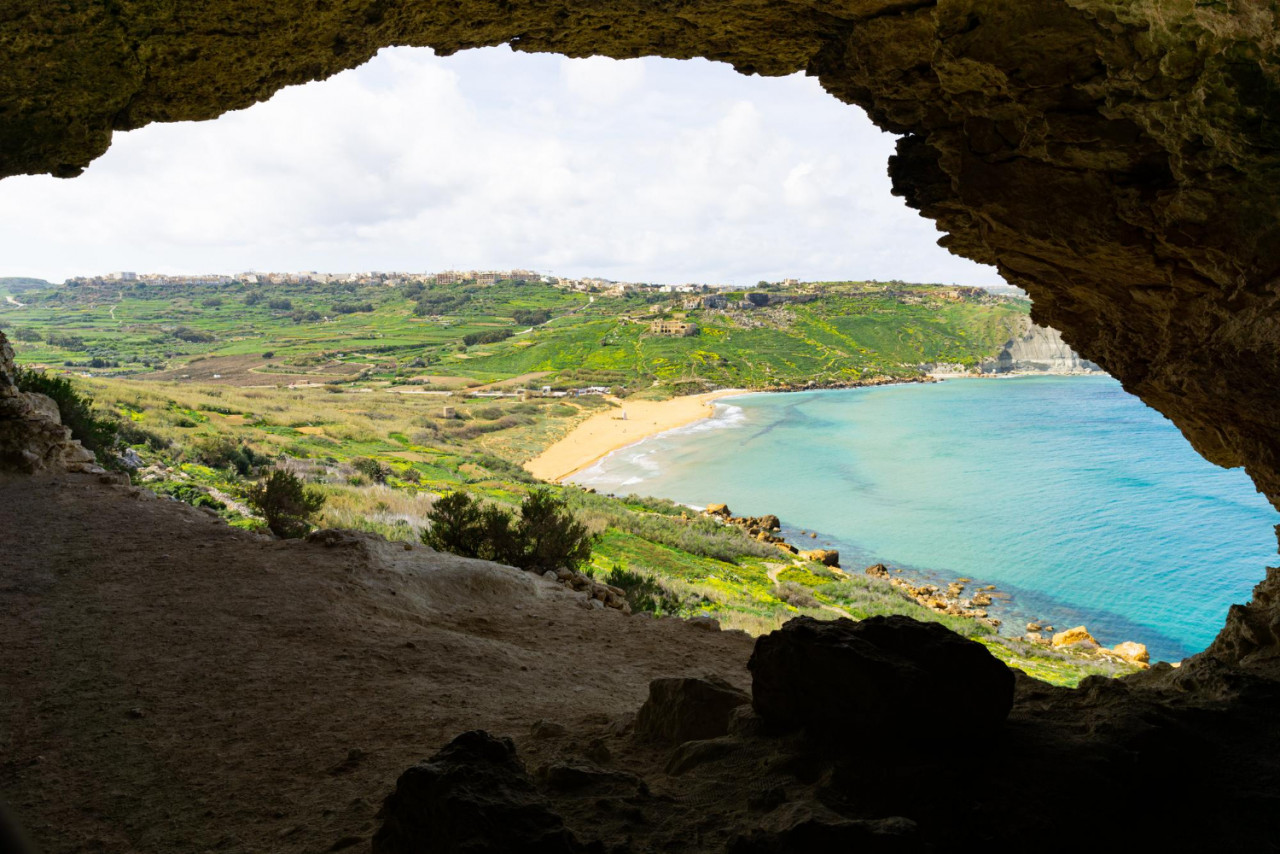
[{"xmin": 3, "ymin": 42, "xmax": 1276, "ymax": 665}]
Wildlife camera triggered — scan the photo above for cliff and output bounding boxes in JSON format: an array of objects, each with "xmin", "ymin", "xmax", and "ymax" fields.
[{"xmin": 979, "ymin": 319, "xmax": 1102, "ymax": 375}]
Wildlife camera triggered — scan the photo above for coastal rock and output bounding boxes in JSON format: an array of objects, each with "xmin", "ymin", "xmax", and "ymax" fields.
[
  {"xmin": 1051, "ymin": 626, "xmax": 1099, "ymax": 649},
  {"xmin": 971, "ymin": 593, "xmax": 993, "ymax": 607},
  {"xmin": 759, "ymin": 515, "xmax": 780, "ymax": 531},
  {"xmin": 800, "ymin": 549, "xmax": 839, "ymax": 568},
  {"xmin": 865, "ymin": 564, "xmax": 890, "ymax": 580},
  {"xmin": 372, "ymin": 730, "xmax": 585, "ymax": 854},
  {"xmin": 979, "ymin": 319, "xmax": 1101, "ymax": 375},
  {"xmin": 1112, "ymin": 642, "xmax": 1150, "ymax": 665},
  {"xmin": 635, "ymin": 675, "xmax": 750, "ymax": 745},
  {"xmin": 749, "ymin": 616, "xmax": 1014, "ymax": 740},
  {"xmin": 706, "ymin": 504, "xmax": 731, "ymax": 518}
]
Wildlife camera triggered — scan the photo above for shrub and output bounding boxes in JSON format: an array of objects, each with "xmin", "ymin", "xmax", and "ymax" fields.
[
  {"xmin": 604, "ymin": 565, "xmax": 681, "ymax": 615},
  {"xmin": 172, "ymin": 327, "xmax": 216, "ymax": 343},
  {"xmin": 15, "ymin": 368, "xmax": 117, "ymax": 460},
  {"xmin": 462, "ymin": 329, "xmax": 513, "ymax": 347},
  {"xmin": 267, "ymin": 298, "xmax": 293, "ymax": 311},
  {"xmin": 776, "ymin": 581, "xmax": 819, "ymax": 609},
  {"xmin": 422, "ymin": 488, "xmax": 595, "ymax": 572},
  {"xmin": 192, "ymin": 436, "xmax": 264, "ymax": 476},
  {"xmin": 351, "ymin": 456, "xmax": 387, "ymax": 483},
  {"xmin": 246, "ymin": 470, "xmax": 325, "ymax": 538},
  {"xmin": 11, "ymin": 327, "xmax": 42, "ymax": 342}
]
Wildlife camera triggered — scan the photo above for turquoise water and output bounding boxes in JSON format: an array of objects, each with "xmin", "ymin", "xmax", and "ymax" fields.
[{"xmin": 570, "ymin": 377, "xmax": 1280, "ymax": 661}]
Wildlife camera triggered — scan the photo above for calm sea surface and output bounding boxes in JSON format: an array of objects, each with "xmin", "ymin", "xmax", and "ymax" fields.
[{"xmin": 569, "ymin": 377, "xmax": 1279, "ymax": 661}]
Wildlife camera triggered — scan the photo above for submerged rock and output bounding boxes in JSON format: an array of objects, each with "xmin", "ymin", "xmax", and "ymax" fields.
[{"xmin": 749, "ymin": 616, "xmax": 1014, "ymax": 739}]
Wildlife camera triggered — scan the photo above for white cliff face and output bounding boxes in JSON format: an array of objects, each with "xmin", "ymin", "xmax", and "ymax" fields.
[{"xmin": 980, "ymin": 320, "xmax": 1101, "ymax": 375}]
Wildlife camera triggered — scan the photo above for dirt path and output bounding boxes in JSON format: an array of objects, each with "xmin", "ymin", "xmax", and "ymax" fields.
[
  {"xmin": 0, "ymin": 473, "xmax": 754, "ymax": 853},
  {"xmin": 3, "ymin": 295, "xmax": 23, "ymax": 308}
]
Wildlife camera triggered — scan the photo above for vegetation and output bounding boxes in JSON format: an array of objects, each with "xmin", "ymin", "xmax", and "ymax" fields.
[
  {"xmin": 15, "ymin": 367, "xmax": 118, "ymax": 461},
  {"xmin": 246, "ymin": 470, "xmax": 326, "ymax": 538},
  {"xmin": 422, "ymin": 488, "xmax": 595, "ymax": 573},
  {"xmin": 0, "ymin": 274, "xmax": 1134, "ymax": 685}
]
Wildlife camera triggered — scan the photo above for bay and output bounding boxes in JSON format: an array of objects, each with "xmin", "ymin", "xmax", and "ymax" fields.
[{"xmin": 569, "ymin": 376, "xmax": 1280, "ymax": 662}]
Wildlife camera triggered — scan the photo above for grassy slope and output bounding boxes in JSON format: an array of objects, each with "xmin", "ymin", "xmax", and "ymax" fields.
[{"xmin": 0, "ymin": 277, "xmax": 1134, "ymax": 684}]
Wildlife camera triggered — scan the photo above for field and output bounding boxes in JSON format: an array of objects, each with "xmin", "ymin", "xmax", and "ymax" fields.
[{"xmin": 0, "ymin": 274, "xmax": 1134, "ymax": 684}]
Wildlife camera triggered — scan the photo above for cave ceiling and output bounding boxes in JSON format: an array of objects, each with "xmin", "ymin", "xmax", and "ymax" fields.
[{"xmin": 3, "ymin": 1, "xmax": 1280, "ymax": 661}]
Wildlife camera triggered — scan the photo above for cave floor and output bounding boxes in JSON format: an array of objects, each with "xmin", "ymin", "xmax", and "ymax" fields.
[
  {"xmin": 0, "ymin": 472, "xmax": 753, "ymax": 853},
  {"xmin": 4, "ymin": 472, "xmax": 1280, "ymax": 853}
]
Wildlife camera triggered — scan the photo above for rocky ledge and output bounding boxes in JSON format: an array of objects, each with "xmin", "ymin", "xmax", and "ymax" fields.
[{"xmin": 0, "ymin": 330, "xmax": 102, "ymax": 474}]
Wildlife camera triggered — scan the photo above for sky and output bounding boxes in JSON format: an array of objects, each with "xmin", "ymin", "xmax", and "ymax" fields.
[{"xmin": 0, "ymin": 46, "xmax": 999, "ymax": 288}]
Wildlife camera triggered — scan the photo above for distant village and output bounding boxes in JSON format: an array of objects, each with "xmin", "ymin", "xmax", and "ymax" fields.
[{"xmin": 65, "ymin": 267, "xmax": 779, "ymax": 295}]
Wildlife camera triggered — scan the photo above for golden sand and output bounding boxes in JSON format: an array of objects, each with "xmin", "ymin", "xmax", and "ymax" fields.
[{"xmin": 524, "ymin": 389, "xmax": 746, "ymax": 483}]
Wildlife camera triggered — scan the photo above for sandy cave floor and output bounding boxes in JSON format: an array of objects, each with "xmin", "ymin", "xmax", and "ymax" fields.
[{"xmin": 0, "ymin": 472, "xmax": 754, "ymax": 853}]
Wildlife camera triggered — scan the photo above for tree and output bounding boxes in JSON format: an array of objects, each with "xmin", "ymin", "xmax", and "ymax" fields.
[
  {"xmin": 421, "ymin": 488, "xmax": 595, "ymax": 572},
  {"xmin": 246, "ymin": 470, "xmax": 325, "ymax": 538},
  {"xmin": 515, "ymin": 488, "xmax": 594, "ymax": 573}
]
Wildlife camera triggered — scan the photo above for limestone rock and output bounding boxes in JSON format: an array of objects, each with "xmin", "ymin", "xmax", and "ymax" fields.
[
  {"xmin": 865, "ymin": 563, "xmax": 890, "ymax": 580},
  {"xmin": 0, "ymin": 332, "xmax": 99, "ymax": 474},
  {"xmin": 749, "ymin": 616, "xmax": 1014, "ymax": 739},
  {"xmin": 372, "ymin": 730, "xmax": 585, "ymax": 854},
  {"xmin": 635, "ymin": 675, "xmax": 750, "ymax": 745},
  {"xmin": 706, "ymin": 503, "xmax": 731, "ymax": 518},
  {"xmin": 799, "ymin": 549, "xmax": 839, "ymax": 567},
  {"xmin": 1051, "ymin": 626, "xmax": 1099, "ymax": 649},
  {"xmin": 1112, "ymin": 641, "xmax": 1150, "ymax": 665}
]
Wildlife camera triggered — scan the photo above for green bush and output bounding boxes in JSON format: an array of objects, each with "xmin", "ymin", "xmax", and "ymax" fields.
[
  {"xmin": 604, "ymin": 564, "xmax": 682, "ymax": 615},
  {"xmin": 246, "ymin": 470, "xmax": 325, "ymax": 538},
  {"xmin": 192, "ymin": 436, "xmax": 264, "ymax": 476},
  {"xmin": 351, "ymin": 456, "xmax": 387, "ymax": 483},
  {"xmin": 422, "ymin": 488, "xmax": 595, "ymax": 572},
  {"xmin": 15, "ymin": 368, "xmax": 118, "ymax": 461}
]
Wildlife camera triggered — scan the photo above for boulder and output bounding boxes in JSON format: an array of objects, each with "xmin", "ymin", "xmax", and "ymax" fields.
[
  {"xmin": 749, "ymin": 616, "xmax": 1014, "ymax": 739},
  {"xmin": 1051, "ymin": 626, "xmax": 1099, "ymax": 649},
  {"xmin": 971, "ymin": 592, "xmax": 993, "ymax": 607},
  {"xmin": 372, "ymin": 730, "xmax": 585, "ymax": 853},
  {"xmin": 865, "ymin": 563, "xmax": 890, "ymax": 580},
  {"xmin": 1112, "ymin": 641, "xmax": 1150, "ymax": 664},
  {"xmin": 635, "ymin": 675, "xmax": 750, "ymax": 745},
  {"xmin": 759, "ymin": 514, "xmax": 780, "ymax": 531},
  {"xmin": 706, "ymin": 503, "xmax": 731, "ymax": 518},
  {"xmin": 800, "ymin": 549, "xmax": 839, "ymax": 567}
]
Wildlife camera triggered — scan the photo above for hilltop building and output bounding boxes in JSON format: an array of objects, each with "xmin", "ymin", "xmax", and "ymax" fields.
[{"xmin": 650, "ymin": 320, "xmax": 699, "ymax": 337}]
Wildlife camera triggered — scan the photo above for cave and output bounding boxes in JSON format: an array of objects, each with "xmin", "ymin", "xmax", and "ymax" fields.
[{"xmin": 3, "ymin": 1, "xmax": 1280, "ymax": 851}]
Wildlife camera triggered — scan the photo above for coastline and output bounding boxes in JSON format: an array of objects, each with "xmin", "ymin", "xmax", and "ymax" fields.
[{"xmin": 523, "ymin": 388, "xmax": 747, "ymax": 483}]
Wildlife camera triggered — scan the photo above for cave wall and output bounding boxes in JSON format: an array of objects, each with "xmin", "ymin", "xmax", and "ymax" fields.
[{"xmin": 3, "ymin": 0, "xmax": 1280, "ymax": 662}]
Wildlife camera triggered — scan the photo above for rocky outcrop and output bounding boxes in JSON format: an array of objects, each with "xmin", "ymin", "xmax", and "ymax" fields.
[
  {"xmin": 372, "ymin": 730, "xmax": 586, "ymax": 854},
  {"xmin": 979, "ymin": 319, "xmax": 1101, "ymax": 374},
  {"xmin": 635, "ymin": 675, "xmax": 750, "ymax": 745},
  {"xmin": 0, "ymin": 330, "xmax": 99, "ymax": 473},
  {"xmin": 749, "ymin": 615, "xmax": 1014, "ymax": 739}
]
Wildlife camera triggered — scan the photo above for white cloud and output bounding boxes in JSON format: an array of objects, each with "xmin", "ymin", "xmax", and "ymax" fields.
[{"xmin": 0, "ymin": 45, "xmax": 999, "ymax": 287}]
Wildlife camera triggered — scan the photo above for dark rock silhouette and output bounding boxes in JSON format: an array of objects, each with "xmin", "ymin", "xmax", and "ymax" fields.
[{"xmin": 750, "ymin": 615, "xmax": 1014, "ymax": 738}]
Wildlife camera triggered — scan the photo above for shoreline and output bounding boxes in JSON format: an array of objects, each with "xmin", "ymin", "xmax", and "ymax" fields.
[
  {"xmin": 523, "ymin": 388, "xmax": 747, "ymax": 483},
  {"xmin": 525, "ymin": 371, "xmax": 1105, "ymax": 485}
]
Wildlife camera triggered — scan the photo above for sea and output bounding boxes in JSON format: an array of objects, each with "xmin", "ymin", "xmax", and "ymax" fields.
[{"xmin": 568, "ymin": 376, "xmax": 1280, "ymax": 662}]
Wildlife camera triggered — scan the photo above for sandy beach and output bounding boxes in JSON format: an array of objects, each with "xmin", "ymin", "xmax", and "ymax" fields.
[{"xmin": 524, "ymin": 389, "xmax": 746, "ymax": 482}]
